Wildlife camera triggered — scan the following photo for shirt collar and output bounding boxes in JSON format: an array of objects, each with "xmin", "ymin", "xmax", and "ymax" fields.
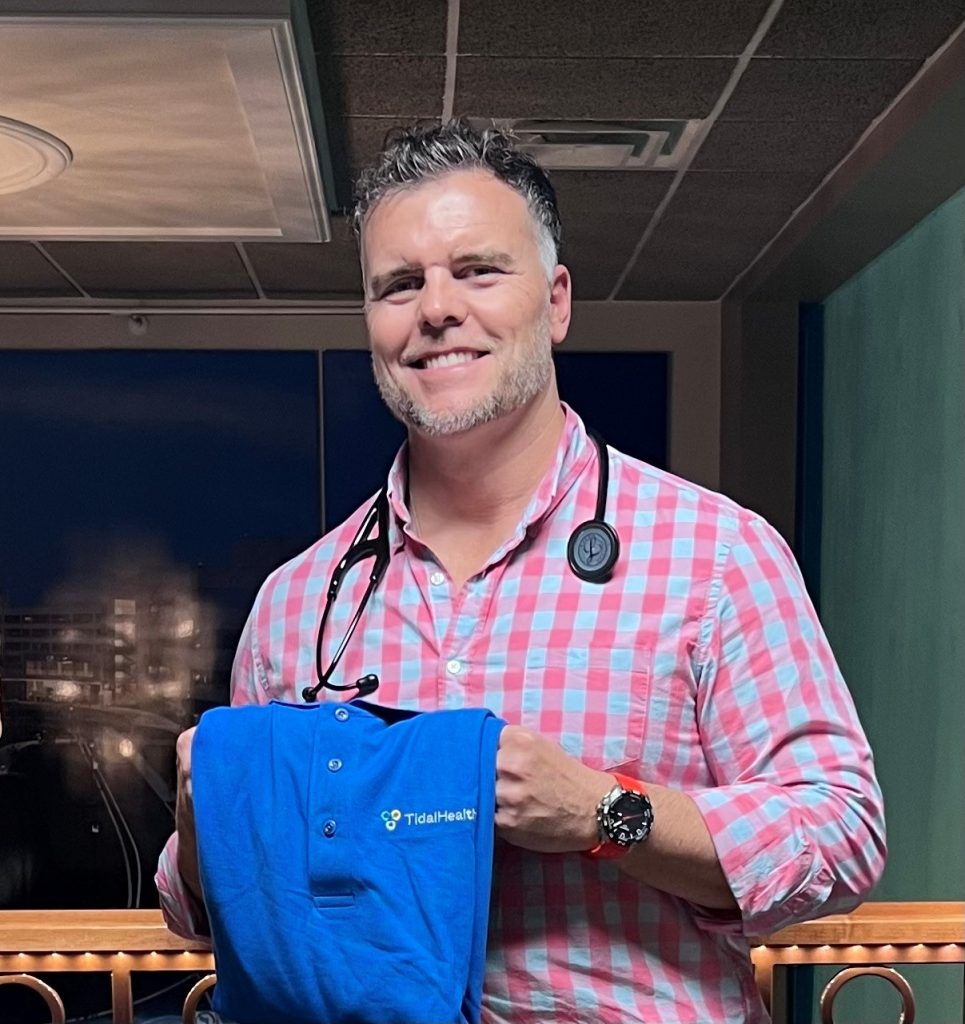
[{"xmin": 384, "ymin": 403, "xmax": 594, "ymax": 560}]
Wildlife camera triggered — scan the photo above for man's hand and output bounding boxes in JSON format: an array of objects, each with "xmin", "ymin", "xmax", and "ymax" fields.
[
  {"xmin": 495, "ymin": 725, "xmax": 613, "ymax": 853},
  {"xmin": 174, "ymin": 726, "xmax": 204, "ymax": 903}
]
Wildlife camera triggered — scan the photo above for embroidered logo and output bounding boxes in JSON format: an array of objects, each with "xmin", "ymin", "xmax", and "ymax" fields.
[
  {"xmin": 380, "ymin": 807, "xmax": 476, "ymax": 832},
  {"xmin": 380, "ymin": 809, "xmax": 402, "ymax": 831}
]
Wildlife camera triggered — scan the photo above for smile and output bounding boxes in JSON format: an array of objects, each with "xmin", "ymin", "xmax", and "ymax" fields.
[{"xmin": 415, "ymin": 351, "xmax": 485, "ymax": 370}]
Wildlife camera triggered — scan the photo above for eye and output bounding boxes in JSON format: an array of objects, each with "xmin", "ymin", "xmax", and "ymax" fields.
[
  {"xmin": 382, "ymin": 277, "xmax": 421, "ymax": 297},
  {"xmin": 460, "ymin": 265, "xmax": 502, "ymax": 279}
]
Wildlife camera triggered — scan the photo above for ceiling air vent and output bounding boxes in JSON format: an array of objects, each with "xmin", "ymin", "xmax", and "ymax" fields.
[{"xmin": 503, "ymin": 120, "xmax": 703, "ymax": 171}]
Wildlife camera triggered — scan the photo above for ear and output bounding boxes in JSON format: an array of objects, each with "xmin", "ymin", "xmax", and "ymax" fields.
[{"xmin": 548, "ymin": 263, "xmax": 572, "ymax": 346}]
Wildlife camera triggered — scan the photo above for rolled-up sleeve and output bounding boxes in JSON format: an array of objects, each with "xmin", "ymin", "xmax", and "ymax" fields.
[
  {"xmin": 689, "ymin": 515, "xmax": 887, "ymax": 937},
  {"xmin": 155, "ymin": 605, "xmax": 266, "ymax": 939},
  {"xmin": 155, "ymin": 832, "xmax": 211, "ymax": 942}
]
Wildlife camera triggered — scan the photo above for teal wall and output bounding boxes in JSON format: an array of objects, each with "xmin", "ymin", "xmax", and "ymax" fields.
[{"xmin": 815, "ymin": 189, "xmax": 965, "ymax": 1020}]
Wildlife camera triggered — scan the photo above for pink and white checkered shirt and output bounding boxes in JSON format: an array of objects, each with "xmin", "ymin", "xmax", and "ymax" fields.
[{"xmin": 157, "ymin": 405, "xmax": 886, "ymax": 1023}]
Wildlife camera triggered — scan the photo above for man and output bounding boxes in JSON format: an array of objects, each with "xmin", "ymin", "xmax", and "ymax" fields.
[{"xmin": 157, "ymin": 120, "xmax": 886, "ymax": 1023}]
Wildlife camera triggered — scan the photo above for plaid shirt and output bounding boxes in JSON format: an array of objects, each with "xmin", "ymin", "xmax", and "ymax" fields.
[{"xmin": 157, "ymin": 405, "xmax": 886, "ymax": 1024}]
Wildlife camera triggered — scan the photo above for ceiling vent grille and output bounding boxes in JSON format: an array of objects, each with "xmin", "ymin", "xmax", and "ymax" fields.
[{"xmin": 499, "ymin": 119, "xmax": 703, "ymax": 171}]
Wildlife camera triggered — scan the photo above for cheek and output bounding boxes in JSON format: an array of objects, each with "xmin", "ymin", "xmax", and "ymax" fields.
[
  {"xmin": 473, "ymin": 283, "xmax": 544, "ymax": 332},
  {"xmin": 367, "ymin": 306, "xmax": 412, "ymax": 361}
]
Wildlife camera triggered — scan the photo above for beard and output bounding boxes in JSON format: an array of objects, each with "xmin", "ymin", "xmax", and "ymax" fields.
[{"xmin": 372, "ymin": 316, "xmax": 554, "ymax": 437}]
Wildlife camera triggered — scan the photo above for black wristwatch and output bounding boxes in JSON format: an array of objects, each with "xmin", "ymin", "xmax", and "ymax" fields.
[{"xmin": 584, "ymin": 773, "xmax": 654, "ymax": 860}]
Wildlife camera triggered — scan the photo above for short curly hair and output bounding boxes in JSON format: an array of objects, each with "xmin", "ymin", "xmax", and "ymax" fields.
[{"xmin": 352, "ymin": 119, "xmax": 562, "ymax": 276}]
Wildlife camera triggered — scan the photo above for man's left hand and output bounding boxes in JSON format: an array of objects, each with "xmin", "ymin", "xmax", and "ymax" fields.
[{"xmin": 495, "ymin": 724, "xmax": 613, "ymax": 853}]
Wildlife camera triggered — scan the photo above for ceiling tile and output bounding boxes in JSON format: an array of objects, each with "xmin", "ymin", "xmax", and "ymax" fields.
[
  {"xmin": 0, "ymin": 243, "xmax": 81, "ymax": 297},
  {"xmin": 318, "ymin": 55, "xmax": 446, "ymax": 118},
  {"xmin": 43, "ymin": 242, "xmax": 256, "ymax": 299},
  {"xmin": 615, "ymin": 171, "xmax": 816, "ymax": 299},
  {"xmin": 616, "ymin": 228, "xmax": 765, "ymax": 300},
  {"xmin": 458, "ymin": 0, "xmax": 773, "ymax": 57},
  {"xmin": 553, "ymin": 171, "xmax": 674, "ymax": 299},
  {"xmin": 246, "ymin": 220, "xmax": 363, "ymax": 300},
  {"xmin": 662, "ymin": 170, "xmax": 815, "ymax": 229},
  {"xmin": 722, "ymin": 58, "xmax": 920, "ymax": 121},
  {"xmin": 307, "ymin": 0, "xmax": 447, "ymax": 55},
  {"xmin": 693, "ymin": 120, "xmax": 866, "ymax": 174},
  {"xmin": 325, "ymin": 117, "xmax": 442, "ymax": 207},
  {"xmin": 760, "ymin": 0, "xmax": 965, "ymax": 59},
  {"xmin": 454, "ymin": 57, "xmax": 735, "ymax": 119}
]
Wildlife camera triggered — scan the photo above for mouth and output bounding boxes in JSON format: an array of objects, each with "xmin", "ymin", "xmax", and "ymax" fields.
[{"xmin": 409, "ymin": 350, "xmax": 487, "ymax": 371}]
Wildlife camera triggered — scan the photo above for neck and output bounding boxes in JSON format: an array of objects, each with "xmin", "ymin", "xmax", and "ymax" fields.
[{"xmin": 407, "ymin": 387, "xmax": 566, "ymax": 536}]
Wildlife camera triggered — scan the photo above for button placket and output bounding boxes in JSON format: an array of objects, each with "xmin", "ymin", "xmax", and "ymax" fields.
[{"xmin": 309, "ymin": 704, "xmax": 355, "ymax": 897}]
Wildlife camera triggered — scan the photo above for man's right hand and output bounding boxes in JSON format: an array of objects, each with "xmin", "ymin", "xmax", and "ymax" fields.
[{"xmin": 175, "ymin": 726, "xmax": 204, "ymax": 903}]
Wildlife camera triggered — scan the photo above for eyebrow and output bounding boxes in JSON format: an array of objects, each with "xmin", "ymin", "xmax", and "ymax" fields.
[{"xmin": 368, "ymin": 250, "xmax": 517, "ymax": 297}]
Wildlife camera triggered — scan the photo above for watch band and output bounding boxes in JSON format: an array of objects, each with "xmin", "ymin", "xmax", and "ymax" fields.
[{"xmin": 583, "ymin": 773, "xmax": 649, "ymax": 861}]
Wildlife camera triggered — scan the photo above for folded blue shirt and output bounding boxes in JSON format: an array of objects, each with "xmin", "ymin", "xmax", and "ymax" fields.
[{"xmin": 192, "ymin": 700, "xmax": 505, "ymax": 1024}]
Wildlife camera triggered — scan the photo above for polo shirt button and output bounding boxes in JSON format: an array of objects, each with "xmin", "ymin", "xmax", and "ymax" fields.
[
  {"xmin": 327, "ymin": 758, "xmax": 342, "ymax": 772},
  {"xmin": 446, "ymin": 659, "xmax": 462, "ymax": 675},
  {"xmin": 430, "ymin": 571, "xmax": 445, "ymax": 586},
  {"xmin": 334, "ymin": 707, "xmax": 349, "ymax": 721},
  {"xmin": 322, "ymin": 819, "xmax": 337, "ymax": 837}
]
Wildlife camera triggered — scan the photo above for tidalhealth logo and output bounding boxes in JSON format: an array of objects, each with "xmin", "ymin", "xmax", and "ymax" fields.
[
  {"xmin": 381, "ymin": 809, "xmax": 402, "ymax": 831},
  {"xmin": 380, "ymin": 807, "xmax": 476, "ymax": 832}
]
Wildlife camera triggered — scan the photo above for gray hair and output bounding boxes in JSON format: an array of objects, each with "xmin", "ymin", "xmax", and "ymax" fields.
[{"xmin": 352, "ymin": 119, "xmax": 562, "ymax": 278}]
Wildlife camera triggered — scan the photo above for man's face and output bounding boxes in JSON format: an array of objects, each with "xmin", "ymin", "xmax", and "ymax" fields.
[{"xmin": 361, "ymin": 169, "xmax": 571, "ymax": 437}]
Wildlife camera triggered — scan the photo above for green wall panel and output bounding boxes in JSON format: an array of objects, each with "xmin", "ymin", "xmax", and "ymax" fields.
[{"xmin": 817, "ymin": 189, "xmax": 965, "ymax": 1021}]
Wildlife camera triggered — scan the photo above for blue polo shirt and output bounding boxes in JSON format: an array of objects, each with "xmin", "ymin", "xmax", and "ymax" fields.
[{"xmin": 192, "ymin": 700, "xmax": 505, "ymax": 1024}]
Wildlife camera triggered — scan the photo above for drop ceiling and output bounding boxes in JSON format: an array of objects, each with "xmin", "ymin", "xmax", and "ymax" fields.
[{"xmin": 0, "ymin": 0, "xmax": 964, "ymax": 304}]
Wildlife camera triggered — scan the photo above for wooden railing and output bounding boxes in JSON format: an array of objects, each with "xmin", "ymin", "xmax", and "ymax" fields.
[
  {"xmin": 0, "ymin": 902, "xmax": 961, "ymax": 1023},
  {"xmin": 753, "ymin": 902, "xmax": 964, "ymax": 1022}
]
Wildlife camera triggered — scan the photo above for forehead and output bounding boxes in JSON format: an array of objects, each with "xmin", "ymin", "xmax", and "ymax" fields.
[{"xmin": 361, "ymin": 169, "xmax": 536, "ymax": 266}]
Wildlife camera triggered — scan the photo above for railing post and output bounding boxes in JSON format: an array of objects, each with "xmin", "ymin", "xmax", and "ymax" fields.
[{"xmin": 111, "ymin": 964, "xmax": 133, "ymax": 1024}]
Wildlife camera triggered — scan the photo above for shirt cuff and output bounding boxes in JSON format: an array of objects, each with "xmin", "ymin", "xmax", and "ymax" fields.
[{"xmin": 689, "ymin": 785, "xmax": 836, "ymax": 937}]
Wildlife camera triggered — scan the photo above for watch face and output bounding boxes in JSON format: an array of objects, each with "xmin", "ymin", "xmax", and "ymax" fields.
[{"xmin": 607, "ymin": 791, "xmax": 654, "ymax": 846}]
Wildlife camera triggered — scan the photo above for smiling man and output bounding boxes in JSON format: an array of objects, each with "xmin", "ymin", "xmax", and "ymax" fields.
[{"xmin": 157, "ymin": 121, "xmax": 886, "ymax": 1024}]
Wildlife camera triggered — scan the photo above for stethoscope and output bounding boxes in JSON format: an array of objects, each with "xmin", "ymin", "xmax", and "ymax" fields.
[{"xmin": 302, "ymin": 431, "xmax": 619, "ymax": 703}]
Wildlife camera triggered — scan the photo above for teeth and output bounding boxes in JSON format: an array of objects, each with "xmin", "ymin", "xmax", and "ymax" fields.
[{"xmin": 422, "ymin": 351, "xmax": 477, "ymax": 370}]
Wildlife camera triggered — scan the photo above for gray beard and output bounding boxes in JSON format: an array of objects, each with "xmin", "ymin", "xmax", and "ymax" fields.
[{"xmin": 372, "ymin": 329, "xmax": 554, "ymax": 438}]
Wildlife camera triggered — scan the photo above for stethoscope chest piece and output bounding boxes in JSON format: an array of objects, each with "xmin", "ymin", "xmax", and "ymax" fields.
[{"xmin": 567, "ymin": 519, "xmax": 620, "ymax": 584}]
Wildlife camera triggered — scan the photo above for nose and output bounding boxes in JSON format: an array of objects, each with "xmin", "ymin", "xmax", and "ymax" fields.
[{"xmin": 418, "ymin": 269, "xmax": 467, "ymax": 334}]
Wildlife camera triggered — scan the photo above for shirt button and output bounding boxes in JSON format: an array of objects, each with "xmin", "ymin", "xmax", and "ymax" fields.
[
  {"xmin": 327, "ymin": 758, "xmax": 342, "ymax": 772},
  {"xmin": 334, "ymin": 707, "xmax": 349, "ymax": 721},
  {"xmin": 446, "ymin": 659, "xmax": 462, "ymax": 675},
  {"xmin": 322, "ymin": 819, "xmax": 337, "ymax": 837},
  {"xmin": 429, "ymin": 571, "xmax": 445, "ymax": 587}
]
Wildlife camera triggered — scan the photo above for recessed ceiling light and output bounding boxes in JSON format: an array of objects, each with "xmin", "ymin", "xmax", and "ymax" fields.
[{"xmin": 0, "ymin": 116, "xmax": 72, "ymax": 196}]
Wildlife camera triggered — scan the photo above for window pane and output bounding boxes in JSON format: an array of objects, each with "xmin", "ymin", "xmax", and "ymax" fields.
[{"xmin": 0, "ymin": 349, "xmax": 320, "ymax": 911}]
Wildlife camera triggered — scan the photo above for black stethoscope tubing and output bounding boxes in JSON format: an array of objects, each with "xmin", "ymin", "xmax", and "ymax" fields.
[{"xmin": 302, "ymin": 431, "xmax": 618, "ymax": 702}]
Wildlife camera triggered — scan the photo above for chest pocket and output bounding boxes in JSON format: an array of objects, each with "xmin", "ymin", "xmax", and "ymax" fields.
[{"xmin": 518, "ymin": 645, "xmax": 650, "ymax": 772}]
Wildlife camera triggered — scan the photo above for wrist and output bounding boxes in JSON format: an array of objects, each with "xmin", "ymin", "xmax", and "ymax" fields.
[
  {"xmin": 583, "ymin": 772, "xmax": 654, "ymax": 861},
  {"xmin": 581, "ymin": 771, "xmax": 616, "ymax": 848}
]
